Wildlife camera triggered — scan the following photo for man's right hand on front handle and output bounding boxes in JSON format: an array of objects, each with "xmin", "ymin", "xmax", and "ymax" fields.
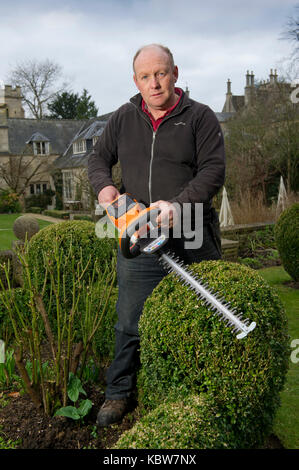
[{"xmin": 98, "ymin": 185, "xmax": 120, "ymax": 210}]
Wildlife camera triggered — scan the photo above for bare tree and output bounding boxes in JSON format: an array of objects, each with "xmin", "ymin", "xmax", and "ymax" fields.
[
  {"xmin": 279, "ymin": 4, "xmax": 299, "ymax": 78},
  {"xmin": 0, "ymin": 146, "xmax": 50, "ymax": 198},
  {"xmin": 7, "ymin": 59, "xmax": 68, "ymax": 119}
]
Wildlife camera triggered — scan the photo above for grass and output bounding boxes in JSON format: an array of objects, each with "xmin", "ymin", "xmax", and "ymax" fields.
[
  {"xmin": 0, "ymin": 213, "xmax": 53, "ymax": 250},
  {"xmin": 259, "ymin": 266, "xmax": 299, "ymax": 449}
]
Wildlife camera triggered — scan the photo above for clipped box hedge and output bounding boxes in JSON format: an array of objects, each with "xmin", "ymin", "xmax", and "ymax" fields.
[
  {"xmin": 274, "ymin": 203, "xmax": 299, "ymax": 281},
  {"xmin": 43, "ymin": 209, "xmax": 70, "ymax": 219},
  {"xmin": 115, "ymin": 394, "xmax": 238, "ymax": 449},
  {"xmin": 136, "ymin": 260, "xmax": 289, "ymax": 448}
]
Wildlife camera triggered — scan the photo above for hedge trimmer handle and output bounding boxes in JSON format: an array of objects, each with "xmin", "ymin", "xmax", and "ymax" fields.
[
  {"xmin": 119, "ymin": 206, "xmax": 161, "ymax": 259},
  {"xmin": 105, "ymin": 193, "xmax": 168, "ymax": 259}
]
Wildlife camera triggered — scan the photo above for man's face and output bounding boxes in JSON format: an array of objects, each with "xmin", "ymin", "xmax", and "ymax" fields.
[{"xmin": 133, "ymin": 47, "xmax": 178, "ymax": 113}]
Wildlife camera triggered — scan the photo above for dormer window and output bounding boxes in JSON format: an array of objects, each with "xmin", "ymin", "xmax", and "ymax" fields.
[
  {"xmin": 73, "ymin": 139, "xmax": 86, "ymax": 154},
  {"xmin": 26, "ymin": 132, "xmax": 50, "ymax": 156},
  {"xmin": 33, "ymin": 141, "xmax": 50, "ymax": 155}
]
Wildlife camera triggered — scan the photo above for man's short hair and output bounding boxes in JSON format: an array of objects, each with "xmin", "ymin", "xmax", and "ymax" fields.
[{"xmin": 133, "ymin": 44, "xmax": 175, "ymax": 72}]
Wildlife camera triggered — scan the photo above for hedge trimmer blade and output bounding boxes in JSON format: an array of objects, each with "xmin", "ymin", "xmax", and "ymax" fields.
[{"xmin": 160, "ymin": 251, "xmax": 256, "ymax": 340}]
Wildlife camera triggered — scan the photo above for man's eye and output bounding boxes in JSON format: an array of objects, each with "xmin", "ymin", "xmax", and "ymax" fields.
[{"xmin": 141, "ymin": 75, "xmax": 148, "ymax": 80}]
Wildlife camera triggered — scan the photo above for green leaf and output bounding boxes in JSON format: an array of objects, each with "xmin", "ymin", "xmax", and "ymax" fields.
[
  {"xmin": 55, "ymin": 406, "xmax": 81, "ymax": 420},
  {"xmin": 67, "ymin": 372, "xmax": 86, "ymax": 402},
  {"xmin": 77, "ymin": 399, "xmax": 93, "ymax": 418}
]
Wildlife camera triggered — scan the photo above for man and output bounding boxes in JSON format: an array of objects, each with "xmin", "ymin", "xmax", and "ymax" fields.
[{"xmin": 88, "ymin": 44, "xmax": 225, "ymax": 427}]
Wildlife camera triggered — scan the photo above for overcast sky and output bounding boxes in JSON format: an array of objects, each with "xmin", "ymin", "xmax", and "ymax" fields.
[{"xmin": 0, "ymin": 0, "xmax": 297, "ymax": 116}]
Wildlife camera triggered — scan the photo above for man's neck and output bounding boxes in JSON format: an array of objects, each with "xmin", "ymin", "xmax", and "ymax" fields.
[{"xmin": 146, "ymin": 92, "xmax": 180, "ymax": 120}]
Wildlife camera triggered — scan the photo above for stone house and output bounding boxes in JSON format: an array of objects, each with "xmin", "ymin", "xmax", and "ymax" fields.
[
  {"xmin": 0, "ymin": 85, "xmax": 85, "ymax": 206},
  {"xmin": 53, "ymin": 118, "xmax": 110, "ymax": 210}
]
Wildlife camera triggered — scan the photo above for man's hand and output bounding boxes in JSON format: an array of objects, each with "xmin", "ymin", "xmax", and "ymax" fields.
[
  {"xmin": 150, "ymin": 200, "xmax": 179, "ymax": 229},
  {"xmin": 98, "ymin": 185, "xmax": 120, "ymax": 209}
]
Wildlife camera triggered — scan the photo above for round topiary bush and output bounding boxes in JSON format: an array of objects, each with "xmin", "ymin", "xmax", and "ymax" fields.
[
  {"xmin": 274, "ymin": 203, "xmax": 299, "ymax": 281},
  {"xmin": 137, "ymin": 260, "xmax": 289, "ymax": 448},
  {"xmin": 115, "ymin": 394, "xmax": 237, "ymax": 449},
  {"xmin": 13, "ymin": 215, "xmax": 40, "ymax": 241},
  {"xmin": 27, "ymin": 220, "xmax": 117, "ymax": 289}
]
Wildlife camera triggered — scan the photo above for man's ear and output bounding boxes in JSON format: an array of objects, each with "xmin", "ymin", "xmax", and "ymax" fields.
[
  {"xmin": 173, "ymin": 66, "xmax": 179, "ymax": 82},
  {"xmin": 133, "ymin": 74, "xmax": 138, "ymax": 89}
]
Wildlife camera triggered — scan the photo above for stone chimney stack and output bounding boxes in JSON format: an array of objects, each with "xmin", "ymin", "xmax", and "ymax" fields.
[
  {"xmin": 227, "ymin": 79, "xmax": 232, "ymax": 94},
  {"xmin": 245, "ymin": 69, "xmax": 255, "ymax": 106},
  {"xmin": 269, "ymin": 69, "xmax": 275, "ymax": 85}
]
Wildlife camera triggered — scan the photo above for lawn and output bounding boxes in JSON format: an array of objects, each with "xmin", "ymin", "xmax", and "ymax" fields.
[
  {"xmin": 259, "ymin": 266, "xmax": 299, "ymax": 449},
  {"xmin": 0, "ymin": 214, "xmax": 53, "ymax": 250}
]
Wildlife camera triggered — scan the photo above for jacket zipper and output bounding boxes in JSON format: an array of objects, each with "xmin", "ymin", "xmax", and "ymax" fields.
[
  {"xmin": 148, "ymin": 131, "xmax": 156, "ymax": 204},
  {"xmin": 131, "ymin": 100, "xmax": 191, "ymax": 204}
]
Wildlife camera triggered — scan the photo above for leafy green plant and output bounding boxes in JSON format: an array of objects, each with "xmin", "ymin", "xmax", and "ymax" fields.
[
  {"xmin": 55, "ymin": 372, "xmax": 92, "ymax": 421},
  {"xmin": 0, "ymin": 348, "xmax": 20, "ymax": 389},
  {"xmin": 0, "ymin": 190, "xmax": 21, "ymax": 214},
  {"xmin": 0, "ymin": 237, "xmax": 116, "ymax": 416}
]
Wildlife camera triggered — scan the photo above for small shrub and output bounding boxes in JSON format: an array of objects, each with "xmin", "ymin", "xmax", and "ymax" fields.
[
  {"xmin": 25, "ymin": 207, "xmax": 42, "ymax": 214},
  {"xmin": 0, "ymin": 190, "xmax": 21, "ymax": 214},
  {"xmin": 115, "ymin": 394, "xmax": 237, "ymax": 449},
  {"xmin": 25, "ymin": 190, "xmax": 55, "ymax": 211},
  {"xmin": 137, "ymin": 260, "xmax": 289, "ymax": 448},
  {"xmin": 43, "ymin": 209, "xmax": 70, "ymax": 219},
  {"xmin": 274, "ymin": 203, "xmax": 299, "ymax": 281}
]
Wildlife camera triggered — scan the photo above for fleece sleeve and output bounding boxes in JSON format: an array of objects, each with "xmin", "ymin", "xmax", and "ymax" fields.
[
  {"xmin": 87, "ymin": 114, "xmax": 119, "ymax": 198},
  {"xmin": 170, "ymin": 106, "xmax": 225, "ymax": 206}
]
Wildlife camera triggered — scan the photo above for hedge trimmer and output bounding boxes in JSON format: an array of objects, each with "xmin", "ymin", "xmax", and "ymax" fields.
[{"xmin": 106, "ymin": 194, "xmax": 256, "ymax": 340}]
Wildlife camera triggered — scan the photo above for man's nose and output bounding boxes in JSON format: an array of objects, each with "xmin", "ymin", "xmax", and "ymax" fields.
[{"xmin": 150, "ymin": 76, "xmax": 160, "ymax": 88}]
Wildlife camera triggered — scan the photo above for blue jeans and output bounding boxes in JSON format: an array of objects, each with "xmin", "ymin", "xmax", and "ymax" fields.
[{"xmin": 105, "ymin": 219, "xmax": 222, "ymax": 400}]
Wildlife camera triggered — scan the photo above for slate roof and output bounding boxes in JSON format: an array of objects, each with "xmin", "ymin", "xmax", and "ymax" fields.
[
  {"xmin": 215, "ymin": 112, "xmax": 235, "ymax": 122},
  {"xmin": 6, "ymin": 118, "xmax": 86, "ymax": 155},
  {"xmin": 53, "ymin": 118, "xmax": 107, "ymax": 170}
]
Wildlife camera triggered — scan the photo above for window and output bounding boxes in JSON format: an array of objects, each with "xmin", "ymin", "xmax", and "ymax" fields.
[
  {"xmin": 92, "ymin": 136, "xmax": 99, "ymax": 147},
  {"xmin": 33, "ymin": 141, "xmax": 50, "ymax": 155},
  {"xmin": 73, "ymin": 139, "xmax": 86, "ymax": 154},
  {"xmin": 63, "ymin": 172, "xmax": 73, "ymax": 200},
  {"xmin": 29, "ymin": 183, "xmax": 48, "ymax": 195}
]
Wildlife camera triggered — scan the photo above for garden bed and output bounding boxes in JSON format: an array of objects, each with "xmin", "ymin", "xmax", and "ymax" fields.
[{"xmin": 0, "ymin": 369, "xmax": 284, "ymax": 450}]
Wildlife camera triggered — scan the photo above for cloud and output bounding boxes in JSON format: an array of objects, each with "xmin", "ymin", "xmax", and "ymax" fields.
[{"xmin": 0, "ymin": 0, "xmax": 296, "ymax": 114}]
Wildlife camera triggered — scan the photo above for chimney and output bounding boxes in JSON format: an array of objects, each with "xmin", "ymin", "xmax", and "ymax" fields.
[
  {"xmin": 227, "ymin": 79, "xmax": 232, "ymax": 94},
  {"xmin": 269, "ymin": 69, "xmax": 275, "ymax": 85},
  {"xmin": 250, "ymin": 71, "xmax": 254, "ymax": 86},
  {"xmin": 246, "ymin": 70, "xmax": 251, "ymax": 87},
  {"xmin": 185, "ymin": 84, "xmax": 190, "ymax": 97}
]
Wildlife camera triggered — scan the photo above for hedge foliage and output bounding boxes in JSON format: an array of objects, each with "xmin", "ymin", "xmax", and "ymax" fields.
[
  {"xmin": 27, "ymin": 220, "xmax": 117, "ymax": 291},
  {"xmin": 136, "ymin": 260, "xmax": 289, "ymax": 448},
  {"xmin": 23, "ymin": 221, "xmax": 118, "ymax": 359},
  {"xmin": 274, "ymin": 203, "xmax": 299, "ymax": 281},
  {"xmin": 115, "ymin": 394, "xmax": 238, "ymax": 449},
  {"xmin": 0, "ymin": 288, "xmax": 31, "ymax": 344}
]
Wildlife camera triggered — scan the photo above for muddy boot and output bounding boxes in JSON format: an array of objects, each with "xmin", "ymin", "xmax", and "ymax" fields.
[{"xmin": 96, "ymin": 398, "xmax": 133, "ymax": 427}]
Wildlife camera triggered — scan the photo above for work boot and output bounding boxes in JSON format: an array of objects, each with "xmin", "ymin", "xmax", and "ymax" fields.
[{"xmin": 96, "ymin": 398, "xmax": 133, "ymax": 427}]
